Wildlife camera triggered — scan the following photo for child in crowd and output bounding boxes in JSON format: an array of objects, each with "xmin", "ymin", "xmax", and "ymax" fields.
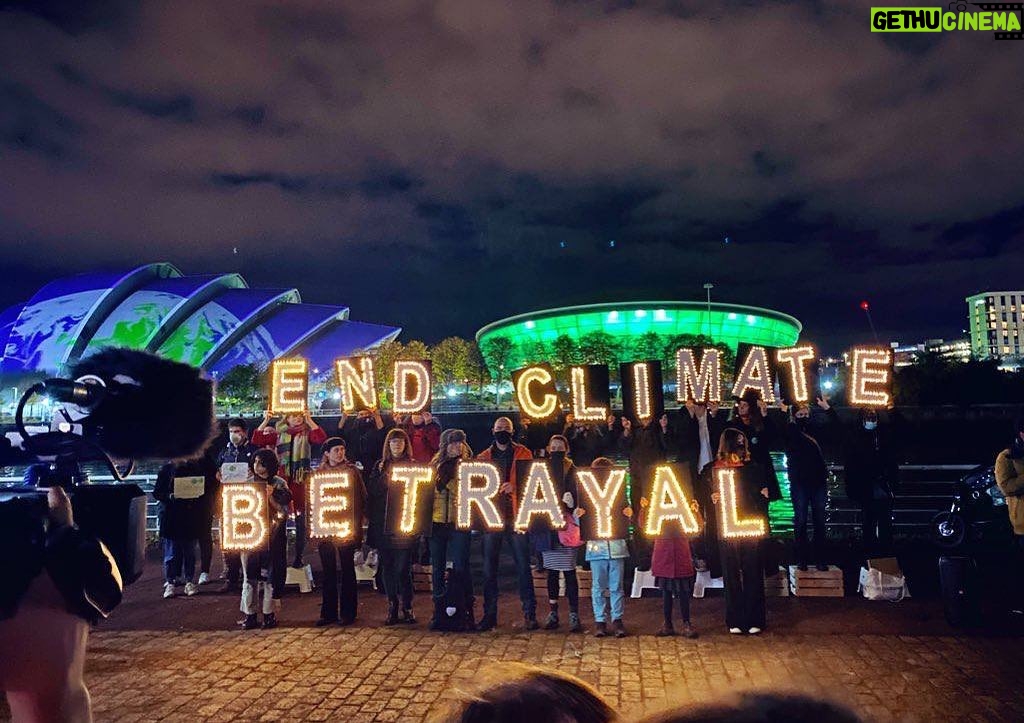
[{"xmin": 240, "ymin": 449, "xmax": 291, "ymax": 630}]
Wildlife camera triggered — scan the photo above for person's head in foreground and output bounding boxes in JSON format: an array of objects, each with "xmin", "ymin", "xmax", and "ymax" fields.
[
  {"xmin": 438, "ymin": 664, "xmax": 616, "ymax": 723},
  {"xmin": 638, "ymin": 692, "xmax": 862, "ymax": 723}
]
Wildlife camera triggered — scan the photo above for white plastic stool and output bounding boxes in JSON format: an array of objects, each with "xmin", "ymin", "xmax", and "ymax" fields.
[
  {"xmin": 630, "ymin": 569, "xmax": 660, "ymax": 598},
  {"xmin": 692, "ymin": 569, "xmax": 723, "ymax": 598},
  {"xmin": 355, "ymin": 563, "xmax": 378, "ymax": 590},
  {"xmin": 285, "ymin": 564, "xmax": 314, "ymax": 593}
]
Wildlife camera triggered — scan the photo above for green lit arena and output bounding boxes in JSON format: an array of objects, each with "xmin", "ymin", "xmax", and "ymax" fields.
[{"xmin": 476, "ymin": 301, "xmax": 802, "ymax": 369}]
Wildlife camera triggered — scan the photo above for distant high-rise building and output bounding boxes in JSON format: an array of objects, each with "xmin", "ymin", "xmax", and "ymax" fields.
[
  {"xmin": 967, "ymin": 291, "xmax": 1024, "ymax": 368},
  {"xmin": 892, "ymin": 338, "xmax": 972, "ymax": 367}
]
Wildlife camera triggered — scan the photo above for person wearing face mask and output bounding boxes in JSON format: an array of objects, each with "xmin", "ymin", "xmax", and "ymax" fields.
[
  {"xmin": 842, "ymin": 408, "xmax": 900, "ymax": 556},
  {"xmin": 339, "ymin": 408, "xmax": 393, "ymax": 474},
  {"xmin": 216, "ymin": 419, "xmax": 259, "ymax": 593},
  {"xmin": 253, "ymin": 409, "xmax": 328, "ymax": 568},
  {"xmin": 780, "ymin": 396, "xmax": 837, "ymax": 571},
  {"xmin": 726, "ymin": 390, "xmax": 782, "ymax": 503},
  {"xmin": 475, "ymin": 417, "xmax": 537, "ymax": 631},
  {"xmin": 710, "ymin": 429, "xmax": 769, "ymax": 634},
  {"xmin": 239, "ymin": 449, "xmax": 292, "ymax": 630},
  {"xmin": 428, "ymin": 429, "xmax": 475, "ymax": 630},
  {"xmin": 368, "ymin": 428, "xmax": 419, "ymax": 625},
  {"xmin": 314, "ymin": 437, "xmax": 368, "ymax": 626},
  {"xmin": 400, "ymin": 411, "xmax": 442, "ymax": 463},
  {"xmin": 537, "ymin": 435, "xmax": 584, "ymax": 633}
]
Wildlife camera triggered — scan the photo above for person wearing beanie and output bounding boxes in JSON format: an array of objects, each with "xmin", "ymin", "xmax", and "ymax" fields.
[
  {"xmin": 995, "ymin": 417, "xmax": 1024, "ymax": 613},
  {"xmin": 314, "ymin": 436, "xmax": 368, "ymax": 627}
]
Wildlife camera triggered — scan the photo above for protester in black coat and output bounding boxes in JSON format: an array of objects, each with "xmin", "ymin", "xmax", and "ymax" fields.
[
  {"xmin": 153, "ymin": 456, "xmax": 217, "ymax": 598},
  {"xmin": 725, "ymin": 391, "xmax": 782, "ymax": 502},
  {"xmin": 214, "ymin": 418, "xmax": 259, "ymax": 592},
  {"xmin": 783, "ymin": 399, "xmax": 836, "ymax": 570},
  {"xmin": 843, "ymin": 408, "xmax": 901, "ymax": 556},
  {"xmin": 562, "ymin": 414, "xmax": 614, "ymax": 467},
  {"xmin": 676, "ymin": 400, "xmax": 728, "ymax": 576},
  {"xmin": 339, "ymin": 409, "xmax": 392, "ymax": 473}
]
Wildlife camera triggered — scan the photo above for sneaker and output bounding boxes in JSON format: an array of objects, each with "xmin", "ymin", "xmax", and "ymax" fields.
[
  {"xmin": 315, "ymin": 617, "xmax": 337, "ymax": 627},
  {"xmin": 241, "ymin": 614, "xmax": 259, "ymax": 630},
  {"xmin": 163, "ymin": 582, "xmax": 176, "ymax": 599},
  {"xmin": 748, "ymin": 627, "xmax": 762, "ymax": 635},
  {"xmin": 568, "ymin": 612, "xmax": 582, "ymax": 633},
  {"xmin": 729, "ymin": 627, "xmax": 743, "ymax": 634},
  {"xmin": 656, "ymin": 625, "xmax": 675, "ymax": 637},
  {"xmin": 198, "ymin": 572, "xmax": 210, "ymax": 585},
  {"xmin": 262, "ymin": 613, "xmax": 278, "ymax": 629},
  {"xmin": 593, "ymin": 622, "xmax": 608, "ymax": 638},
  {"xmin": 681, "ymin": 623, "xmax": 699, "ymax": 639},
  {"xmin": 612, "ymin": 620, "xmax": 627, "ymax": 638},
  {"xmin": 544, "ymin": 612, "xmax": 559, "ymax": 630},
  {"xmin": 524, "ymin": 615, "xmax": 540, "ymax": 631},
  {"xmin": 184, "ymin": 582, "xmax": 199, "ymax": 597},
  {"xmin": 477, "ymin": 614, "xmax": 497, "ymax": 632}
]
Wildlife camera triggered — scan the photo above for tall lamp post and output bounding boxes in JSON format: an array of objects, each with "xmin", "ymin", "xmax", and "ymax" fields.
[{"xmin": 703, "ymin": 283, "xmax": 714, "ymax": 337}]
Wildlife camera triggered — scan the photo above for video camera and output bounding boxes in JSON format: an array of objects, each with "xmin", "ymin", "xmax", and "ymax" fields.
[{"xmin": 1, "ymin": 348, "xmax": 217, "ymax": 619}]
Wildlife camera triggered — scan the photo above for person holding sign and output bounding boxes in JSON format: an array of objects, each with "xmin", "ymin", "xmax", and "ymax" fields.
[
  {"xmin": 476, "ymin": 417, "xmax": 536, "ymax": 632},
  {"xmin": 215, "ymin": 419, "xmax": 259, "ymax": 594},
  {"xmin": 726, "ymin": 390, "xmax": 781, "ymax": 503},
  {"xmin": 239, "ymin": 449, "xmax": 292, "ymax": 630},
  {"xmin": 577, "ymin": 457, "xmax": 634, "ymax": 638},
  {"xmin": 153, "ymin": 452, "xmax": 217, "ymax": 599},
  {"xmin": 313, "ymin": 437, "xmax": 367, "ymax": 627},
  {"xmin": 711, "ymin": 429, "xmax": 769, "ymax": 635},
  {"xmin": 253, "ymin": 410, "xmax": 327, "ymax": 569},
  {"xmin": 367, "ymin": 428, "xmax": 420, "ymax": 625},
  {"xmin": 538, "ymin": 436, "xmax": 584, "ymax": 633},
  {"xmin": 428, "ymin": 429, "xmax": 475, "ymax": 631}
]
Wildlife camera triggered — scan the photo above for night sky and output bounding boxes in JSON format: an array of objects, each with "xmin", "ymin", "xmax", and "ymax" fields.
[{"xmin": 1, "ymin": 1, "xmax": 1022, "ymax": 353}]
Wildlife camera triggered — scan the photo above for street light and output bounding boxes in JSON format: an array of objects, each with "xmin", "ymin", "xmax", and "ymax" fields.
[{"xmin": 703, "ymin": 283, "xmax": 714, "ymax": 337}]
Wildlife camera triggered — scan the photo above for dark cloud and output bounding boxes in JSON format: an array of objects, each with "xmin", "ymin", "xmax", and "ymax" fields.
[{"xmin": 0, "ymin": 0, "xmax": 1022, "ymax": 353}]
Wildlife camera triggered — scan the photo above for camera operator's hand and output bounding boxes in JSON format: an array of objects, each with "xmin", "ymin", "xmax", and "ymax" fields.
[{"xmin": 47, "ymin": 486, "xmax": 74, "ymax": 529}]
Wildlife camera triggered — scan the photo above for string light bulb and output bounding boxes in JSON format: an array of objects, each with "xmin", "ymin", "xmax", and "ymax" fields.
[
  {"xmin": 335, "ymin": 356, "xmax": 378, "ymax": 412},
  {"xmin": 731, "ymin": 345, "xmax": 776, "ymax": 403},
  {"xmin": 221, "ymin": 483, "xmax": 268, "ymax": 551},
  {"xmin": 848, "ymin": 346, "xmax": 893, "ymax": 407},
  {"xmin": 716, "ymin": 467, "xmax": 767, "ymax": 539},
  {"xmin": 389, "ymin": 464, "xmax": 434, "ymax": 535},
  {"xmin": 643, "ymin": 465, "xmax": 701, "ymax": 537},
  {"xmin": 514, "ymin": 366, "xmax": 559, "ymax": 419},
  {"xmin": 576, "ymin": 467, "xmax": 628, "ymax": 539},
  {"xmin": 570, "ymin": 366, "xmax": 608, "ymax": 422},
  {"xmin": 455, "ymin": 461, "xmax": 504, "ymax": 531},
  {"xmin": 675, "ymin": 348, "xmax": 722, "ymax": 403},
  {"xmin": 776, "ymin": 345, "xmax": 817, "ymax": 404},
  {"xmin": 269, "ymin": 358, "xmax": 309, "ymax": 414},
  {"xmin": 513, "ymin": 461, "xmax": 566, "ymax": 532},
  {"xmin": 392, "ymin": 360, "xmax": 432, "ymax": 414},
  {"xmin": 308, "ymin": 469, "xmax": 354, "ymax": 541}
]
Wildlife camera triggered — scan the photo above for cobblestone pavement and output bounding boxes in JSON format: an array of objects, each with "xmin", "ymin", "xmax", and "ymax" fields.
[{"xmin": 83, "ymin": 624, "xmax": 1023, "ymax": 722}]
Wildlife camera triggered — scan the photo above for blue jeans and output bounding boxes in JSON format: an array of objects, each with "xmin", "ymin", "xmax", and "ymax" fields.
[
  {"xmin": 482, "ymin": 529, "xmax": 536, "ymax": 618},
  {"xmin": 791, "ymin": 484, "xmax": 827, "ymax": 565},
  {"xmin": 589, "ymin": 558, "xmax": 625, "ymax": 623},
  {"xmin": 428, "ymin": 525, "xmax": 472, "ymax": 606},
  {"xmin": 163, "ymin": 538, "xmax": 196, "ymax": 584}
]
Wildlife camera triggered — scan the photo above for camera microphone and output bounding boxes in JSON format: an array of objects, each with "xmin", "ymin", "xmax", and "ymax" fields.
[{"xmin": 41, "ymin": 378, "xmax": 107, "ymax": 407}]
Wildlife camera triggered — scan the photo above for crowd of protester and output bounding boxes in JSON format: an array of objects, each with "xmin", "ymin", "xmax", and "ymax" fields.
[{"xmin": 153, "ymin": 393, "xmax": 923, "ymax": 636}]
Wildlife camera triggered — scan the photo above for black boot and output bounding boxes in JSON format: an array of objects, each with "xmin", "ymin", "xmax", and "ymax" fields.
[
  {"xmin": 385, "ymin": 602, "xmax": 399, "ymax": 626},
  {"xmin": 261, "ymin": 612, "xmax": 278, "ymax": 629},
  {"xmin": 241, "ymin": 613, "xmax": 258, "ymax": 630},
  {"xmin": 429, "ymin": 601, "xmax": 443, "ymax": 631}
]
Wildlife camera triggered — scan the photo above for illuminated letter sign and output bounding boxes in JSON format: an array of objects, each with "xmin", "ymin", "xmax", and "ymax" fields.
[
  {"xmin": 848, "ymin": 346, "xmax": 893, "ymax": 408},
  {"xmin": 512, "ymin": 364, "xmax": 559, "ymax": 420},
  {"xmin": 456, "ymin": 461, "xmax": 504, "ymax": 531},
  {"xmin": 335, "ymin": 356, "xmax": 378, "ymax": 412},
  {"xmin": 619, "ymin": 360, "xmax": 664, "ymax": 424},
  {"xmin": 513, "ymin": 460, "xmax": 566, "ymax": 532},
  {"xmin": 715, "ymin": 467, "xmax": 767, "ymax": 539},
  {"xmin": 269, "ymin": 358, "xmax": 308, "ymax": 414},
  {"xmin": 643, "ymin": 464, "xmax": 701, "ymax": 537},
  {"xmin": 731, "ymin": 345, "xmax": 776, "ymax": 403},
  {"xmin": 570, "ymin": 365, "xmax": 609, "ymax": 422},
  {"xmin": 385, "ymin": 464, "xmax": 435, "ymax": 537},
  {"xmin": 308, "ymin": 469, "xmax": 356, "ymax": 541},
  {"xmin": 675, "ymin": 348, "xmax": 722, "ymax": 403},
  {"xmin": 576, "ymin": 467, "xmax": 628, "ymax": 540},
  {"xmin": 393, "ymin": 360, "xmax": 432, "ymax": 414},
  {"xmin": 221, "ymin": 483, "xmax": 268, "ymax": 551},
  {"xmin": 775, "ymin": 345, "xmax": 818, "ymax": 405}
]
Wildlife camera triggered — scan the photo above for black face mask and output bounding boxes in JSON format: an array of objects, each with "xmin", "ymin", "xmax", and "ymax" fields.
[
  {"xmin": 359, "ymin": 417, "xmax": 374, "ymax": 427},
  {"xmin": 494, "ymin": 430, "xmax": 513, "ymax": 446},
  {"xmin": 796, "ymin": 418, "xmax": 810, "ymax": 431}
]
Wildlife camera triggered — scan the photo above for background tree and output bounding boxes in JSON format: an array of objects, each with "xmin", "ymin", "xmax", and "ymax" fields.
[
  {"xmin": 214, "ymin": 363, "xmax": 265, "ymax": 413},
  {"xmin": 480, "ymin": 336, "xmax": 515, "ymax": 402},
  {"xmin": 431, "ymin": 336, "xmax": 474, "ymax": 392}
]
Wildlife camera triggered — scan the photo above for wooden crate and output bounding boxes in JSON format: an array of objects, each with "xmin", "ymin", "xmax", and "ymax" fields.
[
  {"xmin": 764, "ymin": 566, "xmax": 790, "ymax": 597},
  {"xmin": 788, "ymin": 565, "xmax": 844, "ymax": 597},
  {"xmin": 412, "ymin": 564, "xmax": 432, "ymax": 593}
]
